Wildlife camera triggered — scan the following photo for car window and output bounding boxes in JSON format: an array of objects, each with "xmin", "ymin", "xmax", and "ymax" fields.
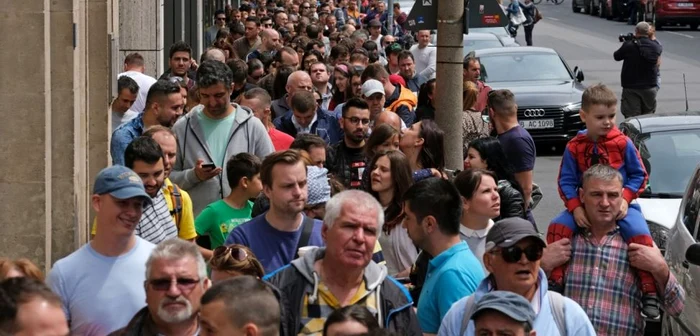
[
  {"xmin": 682, "ymin": 168, "xmax": 700, "ymax": 241},
  {"xmin": 463, "ymin": 40, "xmax": 504, "ymax": 56},
  {"xmin": 479, "ymin": 53, "xmax": 572, "ymax": 82},
  {"xmin": 639, "ymin": 130, "xmax": 700, "ymax": 196}
]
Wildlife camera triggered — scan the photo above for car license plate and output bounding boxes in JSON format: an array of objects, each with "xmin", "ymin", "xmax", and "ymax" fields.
[
  {"xmin": 520, "ymin": 119, "xmax": 555, "ymax": 129},
  {"xmin": 677, "ymin": 2, "xmax": 694, "ymax": 7}
]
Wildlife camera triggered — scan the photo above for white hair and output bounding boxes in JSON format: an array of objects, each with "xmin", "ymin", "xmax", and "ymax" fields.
[
  {"xmin": 323, "ymin": 190, "xmax": 385, "ymax": 232},
  {"xmin": 145, "ymin": 238, "xmax": 208, "ymax": 281}
]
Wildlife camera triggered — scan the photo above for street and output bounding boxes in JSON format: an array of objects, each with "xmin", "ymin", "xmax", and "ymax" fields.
[{"xmin": 509, "ymin": 0, "xmax": 700, "ymax": 231}]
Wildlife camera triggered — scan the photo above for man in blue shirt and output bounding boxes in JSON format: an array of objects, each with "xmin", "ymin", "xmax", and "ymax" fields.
[
  {"xmin": 225, "ymin": 149, "xmax": 324, "ymax": 273},
  {"xmin": 402, "ymin": 178, "xmax": 485, "ymax": 335}
]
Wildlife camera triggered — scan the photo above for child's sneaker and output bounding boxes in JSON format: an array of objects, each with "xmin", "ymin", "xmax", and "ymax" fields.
[{"xmin": 641, "ymin": 294, "xmax": 660, "ymax": 319}]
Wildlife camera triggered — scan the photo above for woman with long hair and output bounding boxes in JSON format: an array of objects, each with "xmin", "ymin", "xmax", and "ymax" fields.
[
  {"xmin": 361, "ymin": 124, "xmax": 401, "ymax": 191},
  {"xmin": 208, "ymin": 244, "xmax": 265, "ymax": 283},
  {"xmin": 415, "ymin": 79, "xmax": 436, "ymax": 120},
  {"xmin": 462, "ymin": 80, "xmax": 490, "ymax": 151},
  {"xmin": 465, "ymin": 137, "xmax": 526, "ymax": 221},
  {"xmin": 399, "ymin": 119, "xmax": 446, "ymax": 181},
  {"xmin": 328, "ymin": 63, "xmax": 358, "ymax": 111},
  {"xmin": 368, "ymin": 150, "xmax": 416, "ymax": 277}
]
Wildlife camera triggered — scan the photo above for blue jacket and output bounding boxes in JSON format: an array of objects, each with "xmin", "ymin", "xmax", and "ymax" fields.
[
  {"xmin": 273, "ymin": 109, "xmax": 343, "ymax": 145},
  {"xmin": 438, "ymin": 269, "xmax": 596, "ymax": 336},
  {"xmin": 111, "ymin": 114, "xmax": 144, "ymax": 165}
]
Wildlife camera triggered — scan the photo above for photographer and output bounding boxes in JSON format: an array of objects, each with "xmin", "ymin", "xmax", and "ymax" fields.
[{"xmin": 614, "ymin": 22, "xmax": 662, "ymax": 118}]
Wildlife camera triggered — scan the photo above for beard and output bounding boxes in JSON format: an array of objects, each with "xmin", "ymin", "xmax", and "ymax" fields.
[{"xmin": 157, "ymin": 296, "xmax": 194, "ymax": 324}]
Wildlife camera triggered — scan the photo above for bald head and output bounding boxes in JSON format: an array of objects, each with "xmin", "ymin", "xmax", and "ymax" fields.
[
  {"xmin": 286, "ymin": 71, "xmax": 313, "ymax": 96},
  {"xmin": 200, "ymin": 48, "xmax": 226, "ymax": 63},
  {"xmin": 375, "ymin": 111, "xmax": 402, "ymax": 131},
  {"xmin": 261, "ymin": 28, "xmax": 281, "ymax": 51}
]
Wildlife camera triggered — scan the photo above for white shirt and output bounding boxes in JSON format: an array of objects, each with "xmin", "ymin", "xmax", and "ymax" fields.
[
  {"xmin": 459, "ymin": 219, "xmax": 495, "ymax": 274},
  {"xmin": 409, "ymin": 44, "xmax": 437, "ymax": 79},
  {"xmin": 292, "ymin": 112, "xmax": 318, "ymax": 134},
  {"xmin": 118, "ymin": 71, "xmax": 157, "ymax": 113}
]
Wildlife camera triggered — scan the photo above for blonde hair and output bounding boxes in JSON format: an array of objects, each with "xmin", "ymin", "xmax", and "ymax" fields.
[
  {"xmin": 0, "ymin": 258, "xmax": 44, "ymax": 282},
  {"xmin": 209, "ymin": 244, "xmax": 265, "ymax": 278},
  {"xmin": 463, "ymin": 80, "xmax": 479, "ymax": 111}
]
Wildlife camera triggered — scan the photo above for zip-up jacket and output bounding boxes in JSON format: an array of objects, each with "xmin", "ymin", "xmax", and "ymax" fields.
[
  {"xmin": 264, "ymin": 247, "xmax": 422, "ymax": 336},
  {"xmin": 385, "ymin": 83, "xmax": 417, "ymax": 126},
  {"xmin": 273, "ymin": 109, "xmax": 343, "ymax": 145}
]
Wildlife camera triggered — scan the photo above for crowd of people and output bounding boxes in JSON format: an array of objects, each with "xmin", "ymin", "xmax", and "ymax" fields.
[{"xmin": 0, "ymin": 1, "xmax": 684, "ymax": 336}]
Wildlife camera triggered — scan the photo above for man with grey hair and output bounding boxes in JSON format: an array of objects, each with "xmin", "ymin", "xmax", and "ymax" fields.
[
  {"xmin": 613, "ymin": 21, "xmax": 662, "ymax": 118},
  {"xmin": 264, "ymin": 190, "xmax": 422, "ymax": 335},
  {"xmin": 199, "ymin": 47, "xmax": 226, "ymax": 63},
  {"xmin": 113, "ymin": 239, "xmax": 210, "ymax": 335}
]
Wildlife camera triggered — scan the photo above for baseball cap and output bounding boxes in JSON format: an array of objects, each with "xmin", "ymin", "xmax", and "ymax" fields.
[
  {"xmin": 93, "ymin": 166, "xmax": 152, "ymax": 204},
  {"xmin": 368, "ymin": 19, "xmax": 382, "ymax": 27},
  {"xmin": 307, "ymin": 166, "xmax": 331, "ymax": 206},
  {"xmin": 362, "ymin": 79, "xmax": 384, "ymax": 97},
  {"xmin": 471, "ymin": 291, "xmax": 536, "ymax": 326},
  {"xmin": 485, "ymin": 217, "xmax": 546, "ymax": 252}
]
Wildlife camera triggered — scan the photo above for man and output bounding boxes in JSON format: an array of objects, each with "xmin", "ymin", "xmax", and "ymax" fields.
[
  {"xmin": 247, "ymin": 29, "xmax": 281, "ymax": 61},
  {"xmin": 309, "ymin": 62, "xmax": 333, "ymax": 110},
  {"xmin": 439, "ymin": 217, "xmax": 596, "ymax": 336},
  {"xmin": 111, "ymin": 79, "xmax": 184, "ymax": 165},
  {"xmin": 48, "ymin": 166, "xmax": 156, "ymax": 335},
  {"xmin": 393, "ymin": 3, "xmax": 409, "ymax": 33},
  {"xmin": 402, "ymin": 178, "xmax": 485, "ymax": 335},
  {"xmin": 398, "ymin": 51, "xmax": 428, "ymax": 94},
  {"xmin": 119, "ymin": 52, "xmax": 157, "ymax": 114},
  {"xmin": 367, "ymin": 19, "xmax": 383, "ymax": 46},
  {"xmin": 205, "ymin": 10, "xmax": 227, "ymax": 48},
  {"xmin": 273, "ymin": 90, "xmax": 342, "ymax": 145},
  {"xmin": 375, "ymin": 111, "xmax": 403, "ymax": 132},
  {"xmin": 257, "ymin": 47, "xmax": 301, "ymax": 96},
  {"xmin": 326, "ymin": 98, "xmax": 371, "ymax": 189},
  {"xmin": 271, "ymin": 70, "xmax": 314, "ymax": 119},
  {"xmin": 463, "ymin": 55, "xmax": 491, "ymax": 112},
  {"xmin": 111, "ymin": 76, "xmax": 139, "ymax": 131},
  {"xmin": 199, "ymin": 48, "xmax": 226, "ymax": 63},
  {"xmin": 274, "ymin": 10, "xmax": 289, "ymax": 28},
  {"xmin": 488, "ymin": 90, "xmax": 535, "ymax": 215},
  {"xmin": 360, "ymin": 79, "xmax": 396, "ymax": 129},
  {"xmin": 0, "ymin": 277, "xmax": 69, "ymax": 335},
  {"xmin": 225, "ymin": 150, "xmax": 325, "ymax": 273},
  {"xmin": 361, "ymin": 63, "xmax": 416, "ymax": 126},
  {"xmin": 409, "ymin": 30, "xmax": 436, "ymax": 80},
  {"xmin": 240, "ymin": 88, "xmax": 294, "ymax": 151},
  {"xmin": 290, "ymin": 133, "xmax": 328, "ymax": 168},
  {"xmin": 542, "ymin": 164, "xmax": 684, "ymax": 335},
  {"xmin": 160, "ymin": 41, "xmax": 196, "ymax": 90},
  {"xmin": 226, "ymin": 58, "xmax": 257, "ymax": 101},
  {"xmin": 264, "ymin": 190, "xmax": 422, "ymax": 335},
  {"xmin": 614, "ymin": 21, "xmax": 662, "ymax": 118},
  {"xmin": 470, "ymin": 291, "xmax": 537, "ymax": 336},
  {"xmin": 247, "ymin": 58, "xmax": 265, "ymax": 85},
  {"xmin": 171, "ymin": 61, "xmax": 273, "ymax": 216},
  {"xmin": 260, "ymin": 16, "xmax": 274, "ymax": 29},
  {"xmin": 112, "ymin": 239, "xmax": 209, "ymax": 335},
  {"xmin": 385, "ymin": 42, "xmax": 403, "ymax": 75},
  {"xmin": 233, "ymin": 16, "xmax": 262, "ymax": 61},
  {"xmin": 200, "ymin": 276, "xmax": 280, "ymax": 336}
]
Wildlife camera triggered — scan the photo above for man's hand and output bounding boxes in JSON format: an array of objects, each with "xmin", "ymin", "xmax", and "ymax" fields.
[
  {"xmin": 573, "ymin": 206, "xmax": 591, "ymax": 228},
  {"xmin": 617, "ymin": 199, "xmax": 629, "ymax": 220},
  {"xmin": 629, "ymin": 243, "xmax": 670, "ymax": 285},
  {"xmin": 194, "ymin": 158, "xmax": 222, "ymax": 181},
  {"xmin": 190, "ymin": 60, "xmax": 199, "ymax": 71},
  {"xmin": 541, "ymin": 238, "xmax": 572, "ymax": 274}
]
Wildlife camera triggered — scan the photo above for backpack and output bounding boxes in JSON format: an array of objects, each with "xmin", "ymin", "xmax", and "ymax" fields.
[
  {"xmin": 169, "ymin": 183, "xmax": 183, "ymax": 230},
  {"xmin": 459, "ymin": 291, "xmax": 567, "ymax": 336}
]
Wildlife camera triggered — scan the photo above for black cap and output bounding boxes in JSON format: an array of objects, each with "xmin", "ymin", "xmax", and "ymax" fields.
[{"xmin": 485, "ymin": 217, "xmax": 546, "ymax": 252}]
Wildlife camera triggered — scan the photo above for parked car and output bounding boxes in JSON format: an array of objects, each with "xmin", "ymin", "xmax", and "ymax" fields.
[
  {"xmin": 654, "ymin": 0, "xmax": 700, "ymax": 30},
  {"xmin": 430, "ymin": 27, "xmax": 519, "ymax": 48},
  {"xmin": 474, "ymin": 47, "xmax": 586, "ymax": 144},
  {"xmin": 572, "ymin": 0, "xmax": 615, "ymax": 19}
]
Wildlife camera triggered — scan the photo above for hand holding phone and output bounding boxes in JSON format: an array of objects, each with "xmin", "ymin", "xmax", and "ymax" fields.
[{"xmin": 194, "ymin": 159, "xmax": 222, "ymax": 181}]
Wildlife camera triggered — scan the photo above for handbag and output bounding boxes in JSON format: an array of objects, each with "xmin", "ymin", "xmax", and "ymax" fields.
[
  {"xmin": 534, "ymin": 7, "xmax": 543, "ymax": 23},
  {"xmin": 511, "ymin": 6, "xmax": 527, "ymax": 25}
]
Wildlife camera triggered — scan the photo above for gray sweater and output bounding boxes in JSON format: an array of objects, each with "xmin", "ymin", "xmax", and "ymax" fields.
[{"xmin": 170, "ymin": 104, "xmax": 274, "ymax": 216}]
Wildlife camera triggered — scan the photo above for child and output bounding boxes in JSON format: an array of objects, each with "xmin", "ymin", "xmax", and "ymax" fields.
[
  {"xmin": 195, "ymin": 153, "xmax": 262, "ymax": 259},
  {"xmin": 547, "ymin": 84, "xmax": 659, "ymax": 318}
]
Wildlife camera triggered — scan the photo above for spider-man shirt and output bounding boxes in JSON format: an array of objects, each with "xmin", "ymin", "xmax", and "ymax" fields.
[{"xmin": 557, "ymin": 127, "xmax": 648, "ymax": 212}]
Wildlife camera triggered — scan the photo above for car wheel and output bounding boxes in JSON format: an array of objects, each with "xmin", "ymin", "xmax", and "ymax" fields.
[
  {"xmin": 599, "ymin": 1, "xmax": 607, "ymax": 17},
  {"xmin": 589, "ymin": 0, "xmax": 599, "ymax": 15},
  {"xmin": 656, "ymin": 20, "xmax": 665, "ymax": 29},
  {"xmin": 690, "ymin": 23, "xmax": 699, "ymax": 30},
  {"xmin": 572, "ymin": 0, "xmax": 581, "ymax": 12},
  {"xmin": 582, "ymin": 0, "xmax": 590, "ymax": 13}
]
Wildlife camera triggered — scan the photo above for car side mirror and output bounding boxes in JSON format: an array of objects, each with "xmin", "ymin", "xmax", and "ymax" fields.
[
  {"xmin": 574, "ymin": 67, "xmax": 585, "ymax": 82},
  {"xmin": 685, "ymin": 243, "xmax": 700, "ymax": 266}
]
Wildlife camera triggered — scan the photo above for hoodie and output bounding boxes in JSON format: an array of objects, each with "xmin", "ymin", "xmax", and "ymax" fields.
[
  {"xmin": 170, "ymin": 104, "xmax": 274, "ymax": 216},
  {"xmin": 613, "ymin": 37, "xmax": 662, "ymax": 89},
  {"xmin": 264, "ymin": 247, "xmax": 422, "ymax": 336},
  {"xmin": 385, "ymin": 83, "xmax": 417, "ymax": 126}
]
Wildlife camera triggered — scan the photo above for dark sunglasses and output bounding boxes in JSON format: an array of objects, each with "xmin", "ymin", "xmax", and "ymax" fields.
[
  {"xmin": 213, "ymin": 245, "xmax": 249, "ymax": 261},
  {"xmin": 492, "ymin": 244, "xmax": 543, "ymax": 263},
  {"xmin": 149, "ymin": 277, "xmax": 200, "ymax": 291}
]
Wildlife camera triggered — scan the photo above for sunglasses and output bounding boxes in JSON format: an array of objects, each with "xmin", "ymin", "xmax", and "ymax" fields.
[
  {"xmin": 492, "ymin": 244, "xmax": 543, "ymax": 263},
  {"xmin": 213, "ymin": 245, "xmax": 249, "ymax": 262},
  {"xmin": 149, "ymin": 278, "xmax": 200, "ymax": 291}
]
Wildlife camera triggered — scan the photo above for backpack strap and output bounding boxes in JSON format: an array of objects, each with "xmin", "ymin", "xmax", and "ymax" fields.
[
  {"xmin": 459, "ymin": 295, "xmax": 477, "ymax": 336},
  {"xmin": 293, "ymin": 216, "xmax": 315, "ymax": 259},
  {"xmin": 548, "ymin": 291, "xmax": 567, "ymax": 336},
  {"xmin": 169, "ymin": 183, "xmax": 183, "ymax": 230}
]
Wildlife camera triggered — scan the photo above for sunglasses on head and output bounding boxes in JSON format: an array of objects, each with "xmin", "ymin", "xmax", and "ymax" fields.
[
  {"xmin": 492, "ymin": 244, "xmax": 543, "ymax": 263},
  {"xmin": 149, "ymin": 277, "xmax": 200, "ymax": 291},
  {"xmin": 213, "ymin": 245, "xmax": 249, "ymax": 261}
]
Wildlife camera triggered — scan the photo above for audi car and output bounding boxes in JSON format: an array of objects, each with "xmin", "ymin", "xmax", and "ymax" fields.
[{"xmin": 474, "ymin": 47, "xmax": 587, "ymax": 144}]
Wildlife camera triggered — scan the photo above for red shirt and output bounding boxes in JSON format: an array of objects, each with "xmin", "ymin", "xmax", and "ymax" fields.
[
  {"xmin": 474, "ymin": 80, "xmax": 492, "ymax": 113},
  {"xmin": 269, "ymin": 128, "xmax": 294, "ymax": 151}
]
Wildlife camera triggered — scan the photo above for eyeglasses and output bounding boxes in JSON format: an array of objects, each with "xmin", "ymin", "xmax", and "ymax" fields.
[
  {"xmin": 347, "ymin": 116, "xmax": 371, "ymax": 125},
  {"xmin": 302, "ymin": 6, "xmax": 311, "ymax": 9},
  {"xmin": 149, "ymin": 278, "xmax": 201, "ymax": 291},
  {"xmin": 213, "ymin": 245, "xmax": 249, "ymax": 262},
  {"xmin": 491, "ymin": 244, "xmax": 543, "ymax": 263}
]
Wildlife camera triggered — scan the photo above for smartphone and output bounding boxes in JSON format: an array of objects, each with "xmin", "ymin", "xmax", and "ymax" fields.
[{"xmin": 201, "ymin": 163, "xmax": 216, "ymax": 169}]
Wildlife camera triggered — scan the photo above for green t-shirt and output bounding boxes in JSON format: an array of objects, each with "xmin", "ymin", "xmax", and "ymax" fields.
[
  {"xmin": 195, "ymin": 199, "xmax": 253, "ymax": 249},
  {"xmin": 198, "ymin": 110, "xmax": 236, "ymax": 167}
]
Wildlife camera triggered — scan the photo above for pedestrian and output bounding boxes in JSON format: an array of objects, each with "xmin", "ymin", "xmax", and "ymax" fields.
[
  {"xmin": 326, "ymin": 98, "xmax": 372, "ymax": 189},
  {"xmin": 110, "ymin": 76, "xmax": 139, "ymax": 132},
  {"xmin": 461, "ymin": 80, "xmax": 490, "ymax": 148},
  {"xmin": 0, "ymin": 258, "xmax": 43, "ymax": 282},
  {"xmin": 543, "ymin": 165, "xmax": 684, "ymax": 334},
  {"xmin": 0, "ymin": 277, "xmax": 69, "ymax": 336},
  {"xmin": 274, "ymin": 89, "xmax": 342, "ymax": 144},
  {"xmin": 409, "ymin": 30, "xmax": 437, "ymax": 80},
  {"xmin": 399, "ymin": 119, "xmax": 446, "ymax": 180},
  {"xmin": 463, "ymin": 55, "xmax": 492, "ymax": 113},
  {"xmin": 119, "ymin": 52, "xmax": 157, "ymax": 115},
  {"xmin": 160, "ymin": 41, "xmax": 196, "ymax": 90},
  {"xmin": 323, "ymin": 305, "xmax": 380, "ymax": 336},
  {"xmin": 290, "ymin": 133, "xmax": 328, "ymax": 168},
  {"xmin": 520, "ymin": 0, "xmax": 539, "ymax": 46},
  {"xmin": 470, "ymin": 291, "xmax": 537, "ymax": 336},
  {"xmin": 264, "ymin": 190, "xmax": 422, "ymax": 335},
  {"xmin": 398, "ymin": 51, "xmax": 428, "ymax": 94},
  {"xmin": 415, "ymin": 79, "xmax": 436, "ymax": 120},
  {"xmin": 361, "ymin": 63, "xmax": 417, "ymax": 126},
  {"xmin": 208, "ymin": 244, "xmax": 265, "ymax": 283}
]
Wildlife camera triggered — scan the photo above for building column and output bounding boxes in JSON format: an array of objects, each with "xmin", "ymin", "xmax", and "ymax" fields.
[{"xmin": 119, "ymin": 0, "xmax": 165, "ymax": 78}]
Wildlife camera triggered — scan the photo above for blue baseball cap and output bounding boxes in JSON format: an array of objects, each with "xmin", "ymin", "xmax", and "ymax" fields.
[
  {"xmin": 471, "ymin": 291, "xmax": 536, "ymax": 326},
  {"xmin": 93, "ymin": 166, "xmax": 152, "ymax": 204}
]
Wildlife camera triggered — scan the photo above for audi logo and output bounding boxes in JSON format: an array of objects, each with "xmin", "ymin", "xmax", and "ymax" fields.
[{"xmin": 523, "ymin": 109, "xmax": 546, "ymax": 117}]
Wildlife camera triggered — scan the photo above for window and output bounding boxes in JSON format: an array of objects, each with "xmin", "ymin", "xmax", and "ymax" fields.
[
  {"xmin": 479, "ymin": 53, "xmax": 572, "ymax": 83},
  {"xmin": 682, "ymin": 169, "xmax": 700, "ymax": 241}
]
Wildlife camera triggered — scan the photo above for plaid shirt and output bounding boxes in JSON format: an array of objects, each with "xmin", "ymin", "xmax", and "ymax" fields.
[{"xmin": 564, "ymin": 228, "xmax": 685, "ymax": 336}]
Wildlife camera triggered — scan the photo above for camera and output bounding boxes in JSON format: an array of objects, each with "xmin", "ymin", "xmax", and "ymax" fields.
[{"xmin": 619, "ymin": 33, "xmax": 636, "ymax": 42}]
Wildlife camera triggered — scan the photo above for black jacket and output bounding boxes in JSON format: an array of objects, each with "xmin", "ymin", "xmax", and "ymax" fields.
[
  {"xmin": 108, "ymin": 307, "xmax": 163, "ymax": 336},
  {"xmin": 264, "ymin": 248, "xmax": 423, "ymax": 336},
  {"xmin": 613, "ymin": 37, "xmax": 662, "ymax": 89},
  {"xmin": 495, "ymin": 179, "xmax": 526, "ymax": 221},
  {"xmin": 326, "ymin": 141, "xmax": 367, "ymax": 189}
]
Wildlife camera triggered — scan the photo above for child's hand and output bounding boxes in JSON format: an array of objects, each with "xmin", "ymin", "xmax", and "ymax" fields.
[
  {"xmin": 617, "ymin": 199, "xmax": 629, "ymax": 220},
  {"xmin": 573, "ymin": 206, "xmax": 591, "ymax": 228}
]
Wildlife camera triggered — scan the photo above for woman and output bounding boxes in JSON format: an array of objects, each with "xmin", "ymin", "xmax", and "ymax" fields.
[
  {"xmin": 208, "ymin": 244, "xmax": 265, "ymax": 283},
  {"xmin": 0, "ymin": 258, "xmax": 43, "ymax": 281},
  {"xmin": 399, "ymin": 119, "xmax": 446, "ymax": 181},
  {"xmin": 328, "ymin": 63, "xmax": 358, "ymax": 111},
  {"xmin": 323, "ymin": 305, "xmax": 380, "ymax": 336},
  {"xmin": 415, "ymin": 79, "xmax": 436, "ymax": 120},
  {"xmin": 462, "ymin": 80, "xmax": 490, "ymax": 151},
  {"xmin": 362, "ymin": 124, "xmax": 401, "ymax": 190},
  {"xmin": 520, "ymin": 0, "xmax": 537, "ymax": 46},
  {"xmin": 368, "ymin": 150, "xmax": 416, "ymax": 277},
  {"xmin": 453, "ymin": 169, "xmax": 501, "ymax": 270},
  {"xmin": 465, "ymin": 137, "xmax": 526, "ymax": 221}
]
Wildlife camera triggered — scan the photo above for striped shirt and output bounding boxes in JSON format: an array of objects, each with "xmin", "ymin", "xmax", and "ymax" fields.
[
  {"xmin": 135, "ymin": 190, "xmax": 178, "ymax": 244},
  {"xmin": 564, "ymin": 228, "xmax": 685, "ymax": 336},
  {"xmin": 300, "ymin": 280, "xmax": 378, "ymax": 335}
]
